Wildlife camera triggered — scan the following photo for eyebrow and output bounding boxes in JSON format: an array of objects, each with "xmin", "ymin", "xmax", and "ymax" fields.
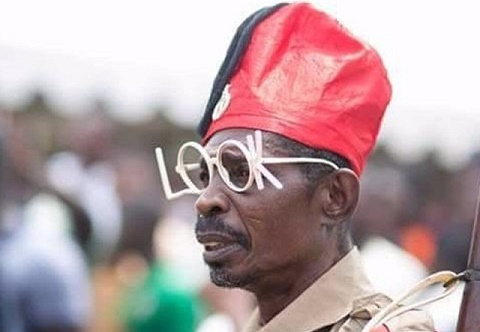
[{"xmin": 220, "ymin": 147, "xmax": 245, "ymax": 158}]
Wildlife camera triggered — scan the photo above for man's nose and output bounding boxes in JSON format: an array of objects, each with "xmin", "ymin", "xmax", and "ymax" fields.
[{"xmin": 195, "ymin": 177, "xmax": 230, "ymax": 217}]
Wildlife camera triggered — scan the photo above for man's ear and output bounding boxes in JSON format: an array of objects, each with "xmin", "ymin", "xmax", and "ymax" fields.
[{"xmin": 316, "ymin": 169, "xmax": 360, "ymax": 222}]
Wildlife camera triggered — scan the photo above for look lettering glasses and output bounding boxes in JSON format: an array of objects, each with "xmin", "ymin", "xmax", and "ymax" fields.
[{"xmin": 155, "ymin": 130, "xmax": 340, "ymax": 200}]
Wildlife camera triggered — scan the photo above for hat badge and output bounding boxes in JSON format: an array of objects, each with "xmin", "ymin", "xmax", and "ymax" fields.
[{"xmin": 212, "ymin": 84, "xmax": 231, "ymax": 120}]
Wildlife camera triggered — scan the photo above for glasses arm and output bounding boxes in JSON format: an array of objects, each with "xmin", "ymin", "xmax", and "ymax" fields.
[{"xmin": 261, "ymin": 157, "xmax": 340, "ymax": 170}]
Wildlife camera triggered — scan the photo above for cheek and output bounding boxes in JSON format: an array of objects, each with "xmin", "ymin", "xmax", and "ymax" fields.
[
  {"xmin": 231, "ymin": 171, "xmax": 313, "ymax": 246},
  {"xmin": 241, "ymin": 190, "xmax": 313, "ymax": 248},
  {"xmin": 241, "ymin": 192, "xmax": 297, "ymax": 229},
  {"xmin": 243, "ymin": 213, "xmax": 317, "ymax": 272}
]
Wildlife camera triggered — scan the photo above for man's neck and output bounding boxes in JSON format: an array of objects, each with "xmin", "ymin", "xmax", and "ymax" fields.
[{"xmin": 253, "ymin": 251, "xmax": 346, "ymax": 325}]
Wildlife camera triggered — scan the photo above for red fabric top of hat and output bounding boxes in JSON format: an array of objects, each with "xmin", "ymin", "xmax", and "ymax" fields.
[{"xmin": 203, "ymin": 3, "xmax": 392, "ymax": 174}]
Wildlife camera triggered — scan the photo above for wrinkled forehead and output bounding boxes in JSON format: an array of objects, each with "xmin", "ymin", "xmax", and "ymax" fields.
[
  {"xmin": 203, "ymin": 129, "xmax": 253, "ymax": 156},
  {"xmin": 204, "ymin": 128, "xmax": 252, "ymax": 147},
  {"xmin": 203, "ymin": 129, "xmax": 287, "ymax": 157}
]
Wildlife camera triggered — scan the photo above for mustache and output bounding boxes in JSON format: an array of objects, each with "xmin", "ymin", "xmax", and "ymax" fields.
[{"xmin": 195, "ymin": 215, "xmax": 249, "ymax": 249}]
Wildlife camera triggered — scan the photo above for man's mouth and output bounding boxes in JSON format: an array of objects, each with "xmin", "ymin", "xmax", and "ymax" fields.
[
  {"xmin": 204, "ymin": 241, "xmax": 229, "ymax": 251},
  {"xmin": 196, "ymin": 233, "xmax": 246, "ymax": 264}
]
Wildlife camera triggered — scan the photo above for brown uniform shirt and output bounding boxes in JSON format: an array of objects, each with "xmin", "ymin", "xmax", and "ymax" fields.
[{"xmin": 242, "ymin": 248, "xmax": 435, "ymax": 332}]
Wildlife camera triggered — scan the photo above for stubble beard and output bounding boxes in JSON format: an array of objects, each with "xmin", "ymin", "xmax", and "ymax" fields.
[
  {"xmin": 196, "ymin": 215, "xmax": 253, "ymax": 288},
  {"xmin": 208, "ymin": 263, "xmax": 255, "ymax": 289}
]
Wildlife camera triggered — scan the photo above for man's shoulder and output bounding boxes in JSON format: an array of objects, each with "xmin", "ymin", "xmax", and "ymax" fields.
[{"xmin": 332, "ymin": 292, "xmax": 435, "ymax": 332}]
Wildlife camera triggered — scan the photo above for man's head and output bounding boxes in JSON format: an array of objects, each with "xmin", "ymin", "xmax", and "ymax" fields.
[
  {"xmin": 154, "ymin": 3, "xmax": 390, "ymax": 290},
  {"xmin": 194, "ymin": 128, "xmax": 359, "ymax": 290}
]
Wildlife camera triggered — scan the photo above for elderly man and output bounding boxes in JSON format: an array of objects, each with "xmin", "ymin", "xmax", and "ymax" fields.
[{"xmin": 156, "ymin": 3, "xmax": 435, "ymax": 331}]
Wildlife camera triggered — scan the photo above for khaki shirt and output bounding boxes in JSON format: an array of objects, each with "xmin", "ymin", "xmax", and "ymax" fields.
[{"xmin": 242, "ymin": 248, "xmax": 434, "ymax": 332}]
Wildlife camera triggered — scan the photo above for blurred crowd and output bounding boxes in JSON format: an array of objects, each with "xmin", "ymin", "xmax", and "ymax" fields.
[{"xmin": 0, "ymin": 92, "xmax": 478, "ymax": 332}]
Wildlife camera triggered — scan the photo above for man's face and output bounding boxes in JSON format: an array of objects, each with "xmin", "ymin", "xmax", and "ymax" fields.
[{"xmin": 195, "ymin": 129, "xmax": 326, "ymax": 290}]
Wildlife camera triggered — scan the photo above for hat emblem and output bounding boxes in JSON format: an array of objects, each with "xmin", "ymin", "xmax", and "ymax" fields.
[{"xmin": 212, "ymin": 84, "xmax": 231, "ymax": 120}]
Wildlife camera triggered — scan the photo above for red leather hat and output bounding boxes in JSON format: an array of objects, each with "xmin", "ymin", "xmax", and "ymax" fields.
[{"xmin": 201, "ymin": 3, "xmax": 391, "ymax": 175}]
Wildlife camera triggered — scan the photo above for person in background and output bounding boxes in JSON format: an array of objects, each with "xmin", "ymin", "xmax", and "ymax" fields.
[
  {"xmin": 354, "ymin": 164, "xmax": 429, "ymax": 298},
  {"xmin": 0, "ymin": 124, "xmax": 92, "ymax": 331},
  {"xmin": 46, "ymin": 110, "xmax": 122, "ymax": 263}
]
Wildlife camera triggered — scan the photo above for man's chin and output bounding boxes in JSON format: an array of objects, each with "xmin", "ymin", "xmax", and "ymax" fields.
[{"xmin": 209, "ymin": 265, "xmax": 253, "ymax": 288}]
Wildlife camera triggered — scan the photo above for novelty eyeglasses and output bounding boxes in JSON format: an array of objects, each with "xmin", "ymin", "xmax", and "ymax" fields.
[{"xmin": 155, "ymin": 130, "xmax": 340, "ymax": 200}]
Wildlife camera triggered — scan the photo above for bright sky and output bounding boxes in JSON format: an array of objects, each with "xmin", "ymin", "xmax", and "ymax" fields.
[{"xmin": 0, "ymin": 0, "xmax": 479, "ymax": 166}]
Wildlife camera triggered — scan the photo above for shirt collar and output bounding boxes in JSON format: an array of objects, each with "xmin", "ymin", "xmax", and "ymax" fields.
[{"xmin": 242, "ymin": 247, "xmax": 375, "ymax": 332}]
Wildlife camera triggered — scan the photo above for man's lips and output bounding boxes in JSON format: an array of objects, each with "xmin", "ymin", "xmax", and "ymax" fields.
[
  {"xmin": 196, "ymin": 232, "xmax": 246, "ymax": 264},
  {"xmin": 196, "ymin": 232, "xmax": 238, "ymax": 249}
]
